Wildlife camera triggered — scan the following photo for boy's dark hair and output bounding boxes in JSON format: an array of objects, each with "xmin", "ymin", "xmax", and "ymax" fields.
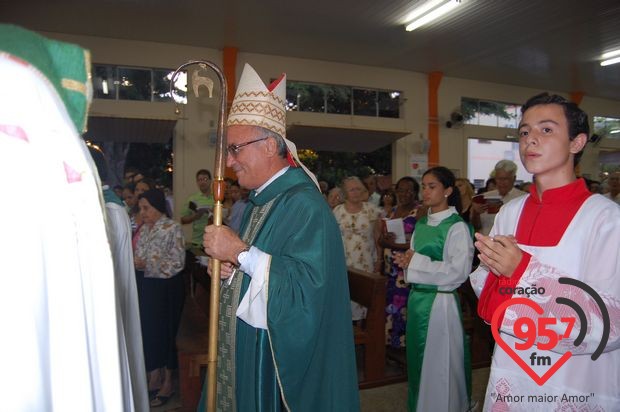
[
  {"xmin": 423, "ymin": 166, "xmax": 462, "ymax": 213},
  {"xmin": 521, "ymin": 92, "xmax": 589, "ymax": 166}
]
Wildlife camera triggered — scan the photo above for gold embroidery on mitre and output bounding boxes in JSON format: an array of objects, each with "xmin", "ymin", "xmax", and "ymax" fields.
[
  {"xmin": 229, "ymin": 102, "xmax": 286, "ymax": 124},
  {"xmin": 234, "ymin": 90, "xmax": 286, "ymax": 107},
  {"xmin": 226, "ymin": 118, "xmax": 285, "ymax": 136}
]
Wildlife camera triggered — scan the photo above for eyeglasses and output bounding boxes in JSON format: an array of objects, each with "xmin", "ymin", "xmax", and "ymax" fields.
[{"xmin": 227, "ymin": 137, "xmax": 268, "ymax": 157}]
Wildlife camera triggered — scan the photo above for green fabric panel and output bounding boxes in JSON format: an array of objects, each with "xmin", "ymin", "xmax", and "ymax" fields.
[
  {"xmin": 406, "ymin": 284, "xmax": 437, "ymax": 411},
  {"xmin": 407, "ymin": 212, "xmax": 472, "ymax": 411},
  {"xmin": 236, "ymin": 168, "xmax": 360, "ymax": 411},
  {"xmin": 412, "ymin": 213, "xmax": 463, "ymax": 261},
  {"xmin": 103, "ymin": 187, "xmax": 124, "ymax": 206},
  {"xmin": 198, "ymin": 196, "xmax": 279, "ymax": 412},
  {"xmin": 0, "ymin": 24, "xmax": 90, "ymax": 132}
]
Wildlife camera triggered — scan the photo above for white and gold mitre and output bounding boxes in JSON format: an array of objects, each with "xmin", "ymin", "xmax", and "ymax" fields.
[
  {"xmin": 227, "ymin": 63, "xmax": 320, "ymax": 190},
  {"xmin": 227, "ymin": 63, "xmax": 286, "ymax": 137}
]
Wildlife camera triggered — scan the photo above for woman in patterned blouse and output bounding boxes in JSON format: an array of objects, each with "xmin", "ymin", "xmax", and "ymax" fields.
[
  {"xmin": 135, "ymin": 189, "xmax": 185, "ymax": 407},
  {"xmin": 333, "ymin": 176, "xmax": 382, "ymax": 321}
]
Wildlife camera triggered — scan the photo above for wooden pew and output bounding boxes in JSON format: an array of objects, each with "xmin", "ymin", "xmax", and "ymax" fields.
[
  {"xmin": 176, "ymin": 272, "xmax": 210, "ymax": 411},
  {"xmin": 348, "ymin": 267, "xmax": 390, "ymax": 388},
  {"xmin": 177, "ymin": 266, "xmax": 395, "ymax": 408}
]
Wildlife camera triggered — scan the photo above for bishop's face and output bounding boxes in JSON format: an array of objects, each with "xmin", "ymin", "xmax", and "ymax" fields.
[{"xmin": 226, "ymin": 125, "xmax": 270, "ymax": 190}]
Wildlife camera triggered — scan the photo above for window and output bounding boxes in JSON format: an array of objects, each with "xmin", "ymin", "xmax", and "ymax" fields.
[
  {"xmin": 378, "ymin": 91, "xmax": 400, "ymax": 118},
  {"xmin": 299, "ymin": 83, "xmax": 325, "ymax": 113},
  {"xmin": 118, "ymin": 67, "xmax": 151, "ymax": 101},
  {"xmin": 467, "ymin": 138, "xmax": 532, "ymax": 189},
  {"xmin": 92, "ymin": 64, "xmax": 186, "ymax": 104},
  {"xmin": 353, "ymin": 89, "xmax": 377, "ymax": 116},
  {"xmin": 93, "ymin": 65, "xmax": 116, "ymax": 100},
  {"xmin": 285, "ymin": 80, "xmax": 400, "ymax": 118},
  {"xmin": 462, "ymin": 97, "xmax": 521, "ymax": 129},
  {"xmin": 325, "ymin": 85, "xmax": 351, "ymax": 114},
  {"xmin": 593, "ymin": 116, "xmax": 620, "ymax": 140}
]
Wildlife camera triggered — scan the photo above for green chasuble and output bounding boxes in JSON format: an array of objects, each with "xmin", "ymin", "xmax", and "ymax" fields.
[
  {"xmin": 200, "ymin": 167, "xmax": 360, "ymax": 411},
  {"xmin": 0, "ymin": 25, "xmax": 91, "ymax": 134},
  {"xmin": 406, "ymin": 213, "xmax": 471, "ymax": 411}
]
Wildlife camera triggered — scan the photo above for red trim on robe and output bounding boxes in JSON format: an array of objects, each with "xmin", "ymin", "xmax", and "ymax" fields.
[
  {"xmin": 286, "ymin": 151, "xmax": 297, "ymax": 167},
  {"xmin": 478, "ymin": 179, "xmax": 591, "ymax": 322}
]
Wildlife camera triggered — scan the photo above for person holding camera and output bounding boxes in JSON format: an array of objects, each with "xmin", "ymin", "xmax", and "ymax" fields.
[{"xmin": 180, "ymin": 169, "xmax": 215, "ymax": 248}]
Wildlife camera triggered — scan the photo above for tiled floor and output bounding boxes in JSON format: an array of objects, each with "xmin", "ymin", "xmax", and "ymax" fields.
[
  {"xmin": 359, "ymin": 367, "xmax": 490, "ymax": 411},
  {"xmin": 151, "ymin": 367, "xmax": 490, "ymax": 411}
]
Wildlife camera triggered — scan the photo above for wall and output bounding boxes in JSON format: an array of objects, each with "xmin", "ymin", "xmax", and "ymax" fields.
[{"xmin": 44, "ymin": 32, "xmax": 620, "ymax": 204}]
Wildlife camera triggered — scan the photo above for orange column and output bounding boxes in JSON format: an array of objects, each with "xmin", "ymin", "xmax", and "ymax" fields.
[
  {"xmin": 428, "ymin": 72, "xmax": 443, "ymax": 167},
  {"xmin": 223, "ymin": 47, "xmax": 238, "ymax": 108},
  {"xmin": 569, "ymin": 91, "xmax": 584, "ymax": 105},
  {"xmin": 223, "ymin": 47, "xmax": 238, "ymax": 180}
]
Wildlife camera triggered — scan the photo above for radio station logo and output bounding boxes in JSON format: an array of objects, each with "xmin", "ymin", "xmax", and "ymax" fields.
[{"xmin": 491, "ymin": 277, "xmax": 610, "ymax": 386}]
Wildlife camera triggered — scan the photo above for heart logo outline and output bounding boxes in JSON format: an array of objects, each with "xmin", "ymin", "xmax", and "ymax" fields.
[{"xmin": 491, "ymin": 297, "xmax": 573, "ymax": 386}]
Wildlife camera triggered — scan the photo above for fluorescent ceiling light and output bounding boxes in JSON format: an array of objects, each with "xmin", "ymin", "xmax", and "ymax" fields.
[
  {"xmin": 405, "ymin": 0, "xmax": 461, "ymax": 32},
  {"xmin": 403, "ymin": 0, "xmax": 446, "ymax": 23},
  {"xmin": 601, "ymin": 49, "xmax": 620, "ymax": 59},
  {"xmin": 601, "ymin": 56, "xmax": 620, "ymax": 66}
]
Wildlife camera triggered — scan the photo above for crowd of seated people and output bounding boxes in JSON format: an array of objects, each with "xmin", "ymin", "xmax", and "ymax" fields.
[{"xmin": 108, "ymin": 162, "xmax": 619, "ymax": 410}]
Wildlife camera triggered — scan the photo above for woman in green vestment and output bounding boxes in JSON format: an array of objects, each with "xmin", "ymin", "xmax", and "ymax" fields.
[{"xmin": 394, "ymin": 167, "xmax": 474, "ymax": 412}]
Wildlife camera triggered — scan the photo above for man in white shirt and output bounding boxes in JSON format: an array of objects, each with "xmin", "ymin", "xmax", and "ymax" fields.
[
  {"xmin": 472, "ymin": 159, "xmax": 527, "ymax": 235},
  {"xmin": 364, "ymin": 174, "xmax": 381, "ymax": 206}
]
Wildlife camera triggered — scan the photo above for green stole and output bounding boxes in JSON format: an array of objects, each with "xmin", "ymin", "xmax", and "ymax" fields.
[
  {"xmin": 406, "ymin": 213, "xmax": 472, "ymax": 411},
  {"xmin": 207, "ymin": 195, "xmax": 279, "ymax": 412}
]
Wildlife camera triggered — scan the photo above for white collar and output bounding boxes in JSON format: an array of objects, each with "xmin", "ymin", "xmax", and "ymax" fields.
[
  {"xmin": 426, "ymin": 206, "xmax": 458, "ymax": 224},
  {"xmin": 255, "ymin": 166, "xmax": 289, "ymax": 195}
]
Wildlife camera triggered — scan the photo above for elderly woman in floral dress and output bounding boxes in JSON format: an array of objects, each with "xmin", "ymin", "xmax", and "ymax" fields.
[{"xmin": 333, "ymin": 176, "xmax": 382, "ymax": 320}]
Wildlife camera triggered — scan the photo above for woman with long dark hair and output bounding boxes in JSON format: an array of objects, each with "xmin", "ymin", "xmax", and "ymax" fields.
[{"xmin": 395, "ymin": 167, "xmax": 473, "ymax": 412}]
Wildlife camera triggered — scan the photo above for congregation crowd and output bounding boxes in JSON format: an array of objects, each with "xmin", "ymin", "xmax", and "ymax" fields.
[
  {"xmin": 112, "ymin": 153, "xmax": 619, "ymax": 410},
  {"xmin": 4, "ymin": 26, "xmax": 619, "ymax": 411},
  {"xmin": 100, "ymin": 90, "xmax": 620, "ymax": 411}
]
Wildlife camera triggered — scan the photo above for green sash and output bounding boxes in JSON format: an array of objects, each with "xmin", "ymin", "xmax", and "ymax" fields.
[
  {"xmin": 406, "ymin": 213, "xmax": 471, "ymax": 411},
  {"xmin": 198, "ymin": 196, "xmax": 279, "ymax": 412}
]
